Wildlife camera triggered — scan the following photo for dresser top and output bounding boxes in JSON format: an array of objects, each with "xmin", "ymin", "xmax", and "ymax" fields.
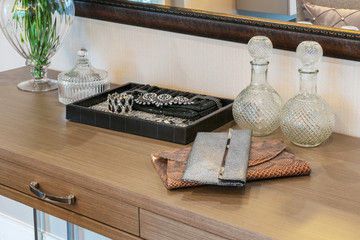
[{"xmin": 1, "ymin": 67, "xmax": 359, "ymax": 240}]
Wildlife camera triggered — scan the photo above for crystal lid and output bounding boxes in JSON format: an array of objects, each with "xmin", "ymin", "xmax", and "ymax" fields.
[
  {"xmin": 247, "ymin": 36, "xmax": 273, "ymax": 64},
  {"xmin": 296, "ymin": 41, "xmax": 323, "ymax": 72},
  {"xmin": 58, "ymin": 48, "xmax": 108, "ymax": 83}
]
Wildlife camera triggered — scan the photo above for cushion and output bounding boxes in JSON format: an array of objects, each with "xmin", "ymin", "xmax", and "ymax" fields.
[{"xmin": 301, "ymin": 0, "xmax": 360, "ymax": 29}]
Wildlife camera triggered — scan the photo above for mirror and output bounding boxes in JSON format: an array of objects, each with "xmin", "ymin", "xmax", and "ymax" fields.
[
  {"xmin": 128, "ymin": 0, "xmax": 298, "ymax": 21},
  {"xmin": 73, "ymin": 0, "xmax": 360, "ymax": 61}
]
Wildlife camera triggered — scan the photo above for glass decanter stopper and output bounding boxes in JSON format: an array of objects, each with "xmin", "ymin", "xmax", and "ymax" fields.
[
  {"xmin": 232, "ymin": 36, "xmax": 282, "ymax": 136},
  {"xmin": 280, "ymin": 41, "xmax": 335, "ymax": 147}
]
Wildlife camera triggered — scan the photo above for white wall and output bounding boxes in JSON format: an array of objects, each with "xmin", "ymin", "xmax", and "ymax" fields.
[{"xmin": 1, "ymin": 16, "xmax": 360, "ymax": 138}]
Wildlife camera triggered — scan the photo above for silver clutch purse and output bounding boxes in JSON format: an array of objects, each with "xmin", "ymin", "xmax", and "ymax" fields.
[{"xmin": 181, "ymin": 130, "xmax": 252, "ymax": 186}]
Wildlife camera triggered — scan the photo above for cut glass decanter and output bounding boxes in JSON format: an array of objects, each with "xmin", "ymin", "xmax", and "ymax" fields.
[
  {"xmin": 232, "ymin": 36, "xmax": 282, "ymax": 136},
  {"xmin": 280, "ymin": 41, "xmax": 335, "ymax": 147}
]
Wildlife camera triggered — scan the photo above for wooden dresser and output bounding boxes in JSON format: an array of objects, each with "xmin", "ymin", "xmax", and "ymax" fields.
[{"xmin": 0, "ymin": 67, "xmax": 359, "ymax": 240}]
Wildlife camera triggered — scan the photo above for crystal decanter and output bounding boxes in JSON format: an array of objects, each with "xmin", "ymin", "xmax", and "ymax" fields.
[
  {"xmin": 280, "ymin": 41, "xmax": 335, "ymax": 147},
  {"xmin": 232, "ymin": 36, "xmax": 282, "ymax": 136}
]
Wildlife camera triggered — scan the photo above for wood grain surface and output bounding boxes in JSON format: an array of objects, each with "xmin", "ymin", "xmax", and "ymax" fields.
[
  {"xmin": 0, "ymin": 67, "xmax": 360, "ymax": 240},
  {"xmin": 0, "ymin": 158, "xmax": 139, "ymax": 235},
  {"xmin": 0, "ymin": 185, "xmax": 140, "ymax": 240},
  {"xmin": 140, "ymin": 209, "xmax": 227, "ymax": 240}
]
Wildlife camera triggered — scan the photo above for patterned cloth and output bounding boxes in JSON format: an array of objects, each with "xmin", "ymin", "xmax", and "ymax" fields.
[{"xmin": 151, "ymin": 139, "xmax": 311, "ymax": 190}]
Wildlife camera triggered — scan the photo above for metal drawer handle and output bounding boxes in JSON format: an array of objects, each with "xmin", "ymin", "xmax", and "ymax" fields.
[{"xmin": 29, "ymin": 182, "xmax": 75, "ymax": 205}]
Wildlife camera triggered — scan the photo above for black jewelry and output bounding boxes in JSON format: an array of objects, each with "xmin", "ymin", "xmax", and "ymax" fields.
[
  {"xmin": 108, "ymin": 92, "xmax": 134, "ymax": 114},
  {"xmin": 135, "ymin": 92, "xmax": 157, "ymax": 105},
  {"xmin": 154, "ymin": 93, "xmax": 173, "ymax": 107},
  {"xmin": 190, "ymin": 95, "xmax": 222, "ymax": 109},
  {"xmin": 173, "ymin": 96, "xmax": 194, "ymax": 105},
  {"xmin": 134, "ymin": 92, "xmax": 195, "ymax": 107}
]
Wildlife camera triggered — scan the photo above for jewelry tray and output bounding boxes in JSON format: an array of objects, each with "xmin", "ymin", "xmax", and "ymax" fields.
[{"xmin": 66, "ymin": 83, "xmax": 233, "ymax": 144}]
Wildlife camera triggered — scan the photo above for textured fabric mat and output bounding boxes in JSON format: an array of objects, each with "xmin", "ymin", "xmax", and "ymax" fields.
[{"xmin": 151, "ymin": 139, "xmax": 311, "ymax": 190}]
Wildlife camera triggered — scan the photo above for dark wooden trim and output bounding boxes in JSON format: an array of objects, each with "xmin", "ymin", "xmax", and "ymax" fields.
[{"xmin": 74, "ymin": 0, "xmax": 360, "ymax": 61}]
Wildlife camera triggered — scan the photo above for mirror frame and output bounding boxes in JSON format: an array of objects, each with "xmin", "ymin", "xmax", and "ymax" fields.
[{"xmin": 74, "ymin": 0, "xmax": 360, "ymax": 61}]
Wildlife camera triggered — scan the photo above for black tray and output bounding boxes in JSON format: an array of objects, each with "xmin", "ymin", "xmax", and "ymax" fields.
[{"xmin": 66, "ymin": 83, "xmax": 233, "ymax": 144}]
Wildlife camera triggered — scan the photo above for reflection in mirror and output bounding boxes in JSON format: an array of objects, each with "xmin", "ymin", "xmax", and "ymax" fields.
[
  {"xmin": 128, "ymin": 0, "xmax": 163, "ymax": 3},
  {"xmin": 127, "ymin": 0, "xmax": 360, "ymax": 30},
  {"xmin": 296, "ymin": 0, "xmax": 360, "ymax": 30},
  {"xmin": 130, "ymin": 0, "xmax": 297, "ymax": 21},
  {"xmin": 235, "ymin": 0, "xmax": 296, "ymax": 21},
  {"xmin": 73, "ymin": 0, "xmax": 360, "ymax": 61}
]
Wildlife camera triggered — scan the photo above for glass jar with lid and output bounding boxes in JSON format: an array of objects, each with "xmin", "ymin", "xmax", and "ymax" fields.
[{"xmin": 58, "ymin": 49, "xmax": 110, "ymax": 104}]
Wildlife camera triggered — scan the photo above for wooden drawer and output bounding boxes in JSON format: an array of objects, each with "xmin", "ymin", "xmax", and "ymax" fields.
[
  {"xmin": 0, "ymin": 158, "xmax": 139, "ymax": 236},
  {"xmin": 0, "ymin": 184, "xmax": 140, "ymax": 240},
  {"xmin": 140, "ymin": 209, "xmax": 227, "ymax": 240}
]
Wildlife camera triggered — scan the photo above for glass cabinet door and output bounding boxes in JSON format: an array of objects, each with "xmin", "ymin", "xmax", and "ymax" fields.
[
  {"xmin": 0, "ymin": 195, "xmax": 34, "ymax": 240},
  {"xmin": 0, "ymin": 195, "xmax": 110, "ymax": 240}
]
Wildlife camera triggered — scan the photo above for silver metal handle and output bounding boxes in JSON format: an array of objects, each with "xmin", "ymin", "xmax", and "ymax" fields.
[{"xmin": 29, "ymin": 182, "xmax": 75, "ymax": 205}]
